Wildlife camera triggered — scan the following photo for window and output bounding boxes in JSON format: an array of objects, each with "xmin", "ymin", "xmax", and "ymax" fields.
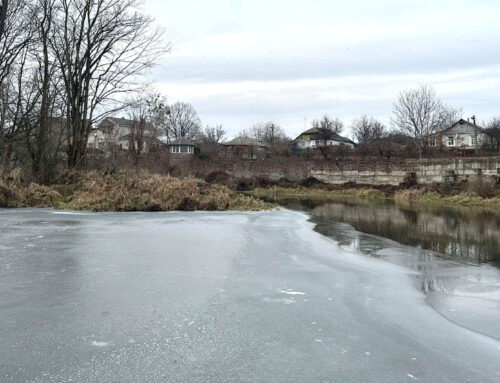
[
  {"xmin": 447, "ymin": 136, "xmax": 455, "ymax": 146},
  {"xmin": 470, "ymin": 136, "xmax": 476, "ymax": 146},
  {"xmin": 429, "ymin": 138, "xmax": 437, "ymax": 147}
]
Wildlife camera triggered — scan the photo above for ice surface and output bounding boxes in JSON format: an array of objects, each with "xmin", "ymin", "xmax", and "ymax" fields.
[{"xmin": 0, "ymin": 208, "xmax": 499, "ymax": 383}]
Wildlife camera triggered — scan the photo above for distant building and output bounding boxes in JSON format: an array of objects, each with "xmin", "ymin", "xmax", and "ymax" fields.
[
  {"xmin": 168, "ymin": 138, "xmax": 196, "ymax": 155},
  {"xmin": 87, "ymin": 117, "xmax": 154, "ymax": 152},
  {"xmin": 293, "ymin": 127, "xmax": 355, "ymax": 151},
  {"xmin": 426, "ymin": 119, "xmax": 497, "ymax": 151},
  {"xmin": 223, "ymin": 136, "xmax": 269, "ymax": 159}
]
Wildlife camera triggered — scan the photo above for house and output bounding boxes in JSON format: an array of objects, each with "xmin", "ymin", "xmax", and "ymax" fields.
[
  {"xmin": 87, "ymin": 117, "xmax": 154, "ymax": 152},
  {"xmin": 168, "ymin": 138, "xmax": 196, "ymax": 155},
  {"xmin": 223, "ymin": 136, "xmax": 270, "ymax": 159},
  {"xmin": 293, "ymin": 127, "xmax": 355, "ymax": 151},
  {"xmin": 427, "ymin": 119, "xmax": 497, "ymax": 151}
]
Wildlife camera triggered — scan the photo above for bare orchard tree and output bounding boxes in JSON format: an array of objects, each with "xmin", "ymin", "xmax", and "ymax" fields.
[
  {"xmin": 486, "ymin": 117, "xmax": 500, "ymax": 151},
  {"xmin": 312, "ymin": 115, "xmax": 343, "ymax": 134},
  {"xmin": 50, "ymin": 0, "xmax": 169, "ymax": 168},
  {"xmin": 198, "ymin": 124, "xmax": 225, "ymax": 158},
  {"xmin": 146, "ymin": 93, "xmax": 169, "ymax": 138},
  {"xmin": 203, "ymin": 124, "xmax": 226, "ymax": 144},
  {"xmin": 311, "ymin": 115, "xmax": 344, "ymax": 148},
  {"xmin": 351, "ymin": 115, "xmax": 386, "ymax": 145},
  {"xmin": 128, "ymin": 104, "xmax": 151, "ymax": 165},
  {"xmin": 250, "ymin": 122, "xmax": 287, "ymax": 145},
  {"xmin": 392, "ymin": 84, "xmax": 461, "ymax": 158},
  {"xmin": 163, "ymin": 102, "xmax": 201, "ymax": 142}
]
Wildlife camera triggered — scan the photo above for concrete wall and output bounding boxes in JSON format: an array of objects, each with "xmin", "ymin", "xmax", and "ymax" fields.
[
  {"xmin": 411, "ymin": 158, "xmax": 500, "ymax": 184},
  {"xmin": 312, "ymin": 169, "xmax": 408, "ymax": 186},
  {"xmin": 312, "ymin": 157, "xmax": 500, "ymax": 186}
]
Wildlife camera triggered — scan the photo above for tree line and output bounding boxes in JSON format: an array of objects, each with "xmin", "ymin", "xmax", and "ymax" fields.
[
  {"xmin": 1, "ymin": 0, "xmax": 498, "ymax": 180},
  {"xmin": 158, "ymin": 83, "xmax": 500, "ymax": 160},
  {"xmin": 0, "ymin": 0, "xmax": 167, "ymax": 181}
]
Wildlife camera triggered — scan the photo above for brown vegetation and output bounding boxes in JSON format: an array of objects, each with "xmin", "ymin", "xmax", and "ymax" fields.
[
  {"xmin": 0, "ymin": 168, "xmax": 272, "ymax": 211},
  {"xmin": 246, "ymin": 186, "xmax": 387, "ymax": 204},
  {"xmin": 0, "ymin": 168, "xmax": 62, "ymax": 208},
  {"xmin": 395, "ymin": 189, "xmax": 500, "ymax": 210}
]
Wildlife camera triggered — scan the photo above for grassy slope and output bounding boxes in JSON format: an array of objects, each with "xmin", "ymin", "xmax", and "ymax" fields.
[{"xmin": 0, "ymin": 169, "xmax": 272, "ymax": 212}]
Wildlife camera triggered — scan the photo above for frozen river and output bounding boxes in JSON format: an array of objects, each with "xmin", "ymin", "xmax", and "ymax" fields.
[{"xmin": 1, "ymin": 208, "xmax": 499, "ymax": 382}]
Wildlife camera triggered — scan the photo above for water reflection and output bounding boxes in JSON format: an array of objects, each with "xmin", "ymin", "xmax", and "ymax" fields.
[
  {"xmin": 288, "ymin": 200, "xmax": 500, "ymax": 339},
  {"xmin": 289, "ymin": 200, "xmax": 500, "ymax": 268}
]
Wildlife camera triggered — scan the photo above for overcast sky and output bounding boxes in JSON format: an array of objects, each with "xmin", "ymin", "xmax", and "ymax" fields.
[{"xmin": 145, "ymin": 0, "xmax": 500, "ymax": 139}]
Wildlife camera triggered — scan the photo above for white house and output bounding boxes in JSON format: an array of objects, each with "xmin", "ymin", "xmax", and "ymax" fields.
[
  {"xmin": 168, "ymin": 138, "xmax": 196, "ymax": 155},
  {"xmin": 293, "ymin": 127, "xmax": 355, "ymax": 151},
  {"xmin": 87, "ymin": 117, "xmax": 154, "ymax": 152},
  {"xmin": 427, "ymin": 119, "xmax": 497, "ymax": 151}
]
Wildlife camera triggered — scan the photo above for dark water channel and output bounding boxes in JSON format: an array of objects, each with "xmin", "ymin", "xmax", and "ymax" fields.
[
  {"xmin": 288, "ymin": 200, "xmax": 500, "ymax": 268},
  {"xmin": 287, "ymin": 200, "xmax": 500, "ymax": 340}
]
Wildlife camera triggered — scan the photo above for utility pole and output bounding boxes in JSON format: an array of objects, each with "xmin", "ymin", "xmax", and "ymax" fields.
[{"xmin": 471, "ymin": 115, "xmax": 478, "ymax": 155}]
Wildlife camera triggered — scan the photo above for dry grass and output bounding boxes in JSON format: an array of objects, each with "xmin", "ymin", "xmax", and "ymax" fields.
[
  {"xmin": 249, "ymin": 184, "xmax": 500, "ymax": 211},
  {"xmin": 0, "ymin": 168, "xmax": 62, "ymax": 208},
  {"xmin": 246, "ymin": 186, "xmax": 387, "ymax": 204},
  {"xmin": 395, "ymin": 189, "xmax": 500, "ymax": 210},
  {"xmin": 467, "ymin": 176, "xmax": 497, "ymax": 198},
  {"xmin": 0, "ymin": 168, "xmax": 272, "ymax": 212}
]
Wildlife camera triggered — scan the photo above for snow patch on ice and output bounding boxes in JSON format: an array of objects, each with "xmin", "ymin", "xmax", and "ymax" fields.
[
  {"xmin": 262, "ymin": 297, "xmax": 296, "ymax": 305},
  {"xmin": 91, "ymin": 341, "xmax": 109, "ymax": 347},
  {"xmin": 279, "ymin": 290, "xmax": 305, "ymax": 295}
]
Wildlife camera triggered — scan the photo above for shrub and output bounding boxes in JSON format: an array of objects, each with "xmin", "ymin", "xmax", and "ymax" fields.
[{"xmin": 467, "ymin": 176, "xmax": 496, "ymax": 198}]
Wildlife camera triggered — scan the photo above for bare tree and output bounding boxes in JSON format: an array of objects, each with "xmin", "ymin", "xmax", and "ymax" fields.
[
  {"xmin": 203, "ymin": 124, "xmax": 226, "ymax": 144},
  {"xmin": 147, "ymin": 93, "xmax": 169, "ymax": 138},
  {"xmin": 352, "ymin": 115, "xmax": 386, "ymax": 145},
  {"xmin": 163, "ymin": 102, "xmax": 201, "ymax": 142},
  {"xmin": 0, "ymin": 0, "xmax": 7, "ymax": 40},
  {"xmin": 392, "ymin": 83, "xmax": 461, "ymax": 158},
  {"xmin": 126, "ymin": 97, "xmax": 158, "ymax": 165},
  {"xmin": 250, "ymin": 122, "xmax": 288, "ymax": 145},
  {"xmin": 485, "ymin": 117, "xmax": 500, "ymax": 151},
  {"xmin": 311, "ymin": 115, "xmax": 344, "ymax": 149},
  {"xmin": 312, "ymin": 115, "xmax": 343, "ymax": 134},
  {"xmin": 0, "ymin": 0, "xmax": 33, "ymax": 89},
  {"xmin": 50, "ymin": 0, "xmax": 168, "ymax": 168},
  {"xmin": 26, "ymin": 0, "xmax": 59, "ymax": 181}
]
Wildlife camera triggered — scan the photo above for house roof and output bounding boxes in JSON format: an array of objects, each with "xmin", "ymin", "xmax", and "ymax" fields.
[
  {"xmin": 105, "ymin": 117, "xmax": 134, "ymax": 127},
  {"xmin": 224, "ymin": 136, "xmax": 270, "ymax": 147},
  {"xmin": 101, "ymin": 116, "xmax": 153, "ymax": 130},
  {"xmin": 437, "ymin": 119, "xmax": 486, "ymax": 135},
  {"xmin": 295, "ymin": 127, "xmax": 355, "ymax": 144},
  {"xmin": 168, "ymin": 137, "xmax": 195, "ymax": 146}
]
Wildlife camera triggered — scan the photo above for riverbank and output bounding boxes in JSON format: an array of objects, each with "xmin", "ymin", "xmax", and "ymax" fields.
[
  {"xmin": 246, "ymin": 185, "xmax": 500, "ymax": 211},
  {"xmin": 2, "ymin": 167, "xmax": 499, "ymax": 212},
  {"xmin": 0, "ymin": 169, "xmax": 272, "ymax": 211}
]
